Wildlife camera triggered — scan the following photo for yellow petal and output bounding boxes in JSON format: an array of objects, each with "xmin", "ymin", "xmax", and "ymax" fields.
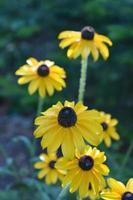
[
  {"xmin": 71, "ymin": 127, "xmax": 85, "ymax": 151},
  {"xmin": 74, "ymin": 102, "xmax": 88, "ymax": 114},
  {"xmin": 97, "ymin": 43, "xmax": 109, "ymax": 60},
  {"xmin": 18, "ymin": 76, "xmax": 34, "ymax": 84},
  {"xmin": 107, "ymin": 178, "xmax": 126, "ymax": 193},
  {"xmin": 47, "ymin": 128, "xmax": 64, "ymax": 152},
  {"xmin": 28, "ymin": 79, "xmax": 39, "ymax": 95},
  {"xmin": 41, "ymin": 127, "xmax": 60, "ymax": 149},
  {"xmin": 95, "ymin": 164, "xmax": 110, "ymax": 176},
  {"xmin": 126, "ymin": 178, "xmax": 133, "ymax": 192},
  {"xmin": 62, "ymin": 168, "xmax": 79, "ymax": 186},
  {"xmin": 95, "ymin": 34, "xmax": 113, "ymax": 46},
  {"xmin": 49, "ymin": 73, "xmax": 66, "ymax": 87},
  {"xmin": 101, "ymin": 191, "xmax": 121, "ymax": 200},
  {"xmin": 50, "ymin": 66, "xmax": 66, "ymax": 77},
  {"xmin": 26, "ymin": 57, "xmax": 38, "ymax": 66},
  {"xmin": 49, "ymin": 170, "xmax": 58, "ymax": 183},
  {"xmin": 77, "ymin": 123, "xmax": 103, "ymax": 146},
  {"xmin": 110, "ymin": 130, "xmax": 120, "ymax": 140},
  {"xmin": 104, "ymin": 135, "xmax": 111, "ymax": 147},
  {"xmin": 34, "ymin": 162, "xmax": 46, "ymax": 169},
  {"xmin": 70, "ymin": 169, "xmax": 83, "ymax": 193},
  {"xmin": 79, "ymin": 173, "xmax": 90, "ymax": 198},
  {"xmin": 61, "ymin": 131, "xmax": 75, "ymax": 159},
  {"xmin": 67, "ymin": 43, "xmax": 80, "ymax": 59},
  {"xmin": 90, "ymin": 45, "xmax": 99, "ymax": 61},
  {"xmin": 44, "ymin": 78, "xmax": 54, "ymax": 96},
  {"xmin": 38, "ymin": 168, "xmax": 49, "ymax": 179},
  {"xmin": 58, "ymin": 31, "xmax": 80, "ymax": 39},
  {"xmin": 59, "ymin": 38, "xmax": 79, "ymax": 48},
  {"xmin": 38, "ymin": 83, "xmax": 46, "ymax": 97},
  {"xmin": 64, "ymin": 101, "xmax": 75, "ymax": 108}
]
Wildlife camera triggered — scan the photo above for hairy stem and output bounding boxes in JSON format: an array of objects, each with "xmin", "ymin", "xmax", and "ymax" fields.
[
  {"xmin": 78, "ymin": 58, "xmax": 88, "ymax": 102},
  {"xmin": 37, "ymin": 96, "xmax": 44, "ymax": 116}
]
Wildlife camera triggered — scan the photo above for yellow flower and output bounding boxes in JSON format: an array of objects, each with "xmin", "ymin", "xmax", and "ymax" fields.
[
  {"xmin": 101, "ymin": 178, "xmax": 133, "ymax": 200},
  {"xmin": 15, "ymin": 57, "xmax": 66, "ymax": 97},
  {"xmin": 100, "ymin": 112, "xmax": 120, "ymax": 147},
  {"xmin": 56, "ymin": 146, "xmax": 109, "ymax": 198},
  {"xmin": 34, "ymin": 101, "xmax": 103, "ymax": 159},
  {"xmin": 58, "ymin": 26, "xmax": 112, "ymax": 61},
  {"xmin": 34, "ymin": 152, "xmax": 66, "ymax": 184}
]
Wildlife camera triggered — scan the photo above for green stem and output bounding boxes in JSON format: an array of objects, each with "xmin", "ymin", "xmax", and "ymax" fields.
[
  {"xmin": 78, "ymin": 58, "xmax": 88, "ymax": 102},
  {"xmin": 56, "ymin": 185, "xmax": 70, "ymax": 200},
  {"xmin": 120, "ymin": 140, "xmax": 133, "ymax": 175},
  {"xmin": 76, "ymin": 192, "xmax": 82, "ymax": 200},
  {"xmin": 37, "ymin": 96, "xmax": 44, "ymax": 116}
]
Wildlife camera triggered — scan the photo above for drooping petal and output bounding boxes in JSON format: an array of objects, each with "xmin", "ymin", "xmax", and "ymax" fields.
[
  {"xmin": 28, "ymin": 79, "xmax": 39, "ymax": 95},
  {"xmin": 58, "ymin": 31, "xmax": 80, "ymax": 39},
  {"xmin": 107, "ymin": 178, "xmax": 126, "ymax": 193},
  {"xmin": 126, "ymin": 178, "xmax": 133, "ymax": 192},
  {"xmin": 97, "ymin": 43, "xmax": 109, "ymax": 60},
  {"xmin": 61, "ymin": 131, "xmax": 75, "ymax": 159}
]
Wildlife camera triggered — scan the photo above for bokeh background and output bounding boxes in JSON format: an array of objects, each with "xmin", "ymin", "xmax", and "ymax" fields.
[{"xmin": 0, "ymin": 0, "xmax": 133, "ymax": 199}]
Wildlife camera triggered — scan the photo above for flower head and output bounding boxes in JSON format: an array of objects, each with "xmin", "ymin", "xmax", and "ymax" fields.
[
  {"xmin": 15, "ymin": 57, "xmax": 66, "ymax": 97},
  {"xmin": 56, "ymin": 146, "xmax": 109, "ymax": 198},
  {"xmin": 101, "ymin": 178, "xmax": 133, "ymax": 200},
  {"xmin": 34, "ymin": 152, "xmax": 66, "ymax": 184},
  {"xmin": 34, "ymin": 101, "xmax": 103, "ymax": 159},
  {"xmin": 58, "ymin": 26, "xmax": 112, "ymax": 61},
  {"xmin": 100, "ymin": 112, "xmax": 120, "ymax": 147}
]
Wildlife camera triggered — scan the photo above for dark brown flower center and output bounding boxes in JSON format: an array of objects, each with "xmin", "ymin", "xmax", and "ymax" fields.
[
  {"xmin": 79, "ymin": 155, "xmax": 94, "ymax": 170},
  {"xmin": 49, "ymin": 160, "xmax": 56, "ymax": 169},
  {"xmin": 101, "ymin": 122, "xmax": 108, "ymax": 131},
  {"xmin": 122, "ymin": 192, "xmax": 133, "ymax": 200},
  {"xmin": 37, "ymin": 64, "xmax": 49, "ymax": 77},
  {"xmin": 81, "ymin": 26, "xmax": 95, "ymax": 40},
  {"xmin": 58, "ymin": 107, "xmax": 77, "ymax": 128}
]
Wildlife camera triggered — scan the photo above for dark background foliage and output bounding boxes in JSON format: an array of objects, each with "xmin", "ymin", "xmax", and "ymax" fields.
[{"xmin": 0, "ymin": 0, "xmax": 133, "ymax": 199}]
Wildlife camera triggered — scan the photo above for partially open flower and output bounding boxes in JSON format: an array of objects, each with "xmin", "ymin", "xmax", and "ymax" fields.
[
  {"xmin": 15, "ymin": 57, "xmax": 66, "ymax": 97},
  {"xmin": 58, "ymin": 26, "xmax": 112, "ymax": 61},
  {"xmin": 34, "ymin": 101, "xmax": 103, "ymax": 159},
  {"xmin": 101, "ymin": 178, "xmax": 133, "ymax": 200},
  {"xmin": 100, "ymin": 112, "xmax": 120, "ymax": 147},
  {"xmin": 56, "ymin": 146, "xmax": 109, "ymax": 198},
  {"xmin": 34, "ymin": 153, "xmax": 66, "ymax": 184}
]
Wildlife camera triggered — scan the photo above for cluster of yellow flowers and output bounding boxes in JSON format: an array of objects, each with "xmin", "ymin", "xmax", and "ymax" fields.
[{"xmin": 15, "ymin": 26, "xmax": 132, "ymax": 199}]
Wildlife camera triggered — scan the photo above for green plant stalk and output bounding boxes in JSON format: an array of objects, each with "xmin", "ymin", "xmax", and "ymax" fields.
[
  {"xmin": 78, "ymin": 58, "xmax": 88, "ymax": 102},
  {"xmin": 120, "ymin": 140, "xmax": 133, "ymax": 174},
  {"xmin": 56, "ymin": 184, "xmax": 70, "ymax": 200},
  {"xmin": 37, "ymin": 96, "xmax": 44, "ymax": 116}
]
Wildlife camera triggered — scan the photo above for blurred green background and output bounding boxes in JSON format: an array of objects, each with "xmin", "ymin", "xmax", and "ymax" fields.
[{"xmin": 0, "ymin": 0, "xmax": 133, "ymax": 199}]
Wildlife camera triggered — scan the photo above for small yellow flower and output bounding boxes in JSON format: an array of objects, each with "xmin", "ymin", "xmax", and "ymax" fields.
[
  {"xmin": 34, "ymin": 101, "xmax": 103, "ymax": 159},
  {"xmin": 15, "ymin": 57, "xmax": 66, "ymax": 97},
  {"xmin": 34, "ymin": 152, "xmax": 66, "ymax": 184},
  {"xmin": 101, "ymin": 178, "xmax": 133, "ymax": 200},
  {"xmin": 56, "ymin": 146, "xmax": 109, "ymax": 198},
  {"xmin": 58, "ymin": 26, "xmax": 112, "ymax": 61},
  {"xmin": 100, "ymin": 112, "xmax": 120, "ymax": 147}
]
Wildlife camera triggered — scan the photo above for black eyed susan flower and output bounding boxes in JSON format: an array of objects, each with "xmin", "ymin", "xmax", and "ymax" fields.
[
  {"xmin": 58, "ymin": 26, "xmax": 112, "ymax": 61},
  {"xmin": 15, "ymin": 57, "xmax": 66, "ymax": 97},
  {"xmin": 101, "ymin": 178, "xmax": 133, "ymax": 200},
  {"xmin": 34, "ymin": 152, "xmax": 66, "ymax": 184},
  {"xmin": 56, "ymin": 146, "xmax": 109, "ymax": 198},
  {"xmin": 34, "ymin": 101, "xmax": 103, "ymax": 159},
  {"xmin": 100, "ymin": 112, "xmax": 120, "ymax": 147}
]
